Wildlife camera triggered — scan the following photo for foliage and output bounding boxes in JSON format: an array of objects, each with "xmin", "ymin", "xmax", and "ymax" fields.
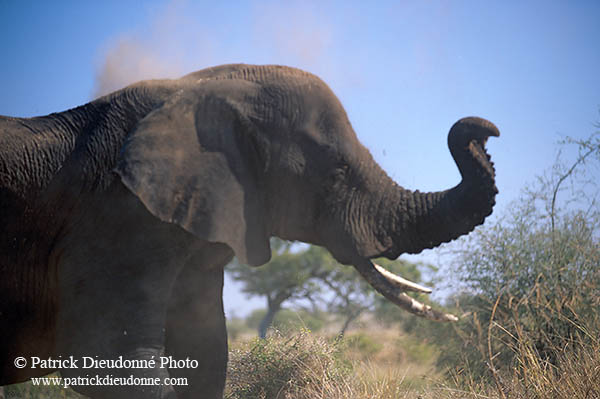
[
  {"xmin": 455, "ymin": 210, "xmax": 598, "ymax": 357},
  {"xmin": 228, "ymin": 238, "xmax": 432, "ymax": 337},
  {"xmin": 227, "ymin": 239, "xmax": 327, "ymax": 337},
  {"xmin": 319, "ymin": 255, "xmax": 434, "ymax": 335},
  {"xmin": 227, "ymin": 239, "xmax": 323, "ymax": 307},
  {"xmin": 416, "ymin": 128, "xmax": 600, "ymax": 393}
]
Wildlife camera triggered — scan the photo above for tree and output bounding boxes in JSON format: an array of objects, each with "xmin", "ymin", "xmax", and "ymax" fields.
[
  {"xmin": 228, "ymin": 238, "xmax": 435, "ymax": 338},
  {"xmin": 227, "ymin": 239, "xmax": 326, "ymax": 338},
  {"xmin": 316, "ymin": 254, "xmax": 433, "ymax": 336}
]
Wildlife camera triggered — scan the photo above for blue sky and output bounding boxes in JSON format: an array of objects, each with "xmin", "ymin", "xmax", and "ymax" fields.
[{"xmin": 2, "ymin": 1, "xmax": 599, "ymax": 317}]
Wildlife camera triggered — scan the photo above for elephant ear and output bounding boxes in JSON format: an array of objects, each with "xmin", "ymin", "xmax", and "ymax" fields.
[{"xmin": 115, "ymin": 87, "xmax": 271, "ymax": 266}]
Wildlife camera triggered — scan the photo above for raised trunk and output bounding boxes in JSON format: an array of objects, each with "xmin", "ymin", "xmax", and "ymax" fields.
[
  {"xmin": 382, "ymin": 117, "xmax": 499, "ymax": 259},
  {"xmin": 350, "ymin": 117, "xmax": 499, "ymax": 322}
]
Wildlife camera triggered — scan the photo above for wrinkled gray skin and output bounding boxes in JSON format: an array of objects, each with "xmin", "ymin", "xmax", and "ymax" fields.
[{"xmin": 0, "ymin": 64, "xmax": 499, "ymax": 398}]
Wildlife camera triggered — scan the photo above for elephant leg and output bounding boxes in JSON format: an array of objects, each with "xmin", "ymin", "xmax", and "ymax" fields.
[
  {"xmin": 54, "ymin": 183, "xmax": 198, "ymax": 398},
  {"xmin": 56, "ymin": 261, "xmax": 180, "ymax": 399},
  {"xmin": 165, "ymin": 247, "xmax": 232, "ymax": 399}
]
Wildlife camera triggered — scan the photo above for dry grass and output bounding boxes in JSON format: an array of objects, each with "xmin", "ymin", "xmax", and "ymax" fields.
[
  {"xmin": 4, "ymin": 322, "xmax": 599, "ymax": 398},
  {"xmin": 225, "ymin": 322, "xmax": 600, "ymax": 399},
  {"xmin": 226, "ymin": 327, "xmax": 445, "ymax": 399}
]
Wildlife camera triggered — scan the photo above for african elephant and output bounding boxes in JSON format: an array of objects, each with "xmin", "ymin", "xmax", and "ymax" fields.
[{"xmin": 0, "ymin": 64, "xmax": 498, "ymax": 398}]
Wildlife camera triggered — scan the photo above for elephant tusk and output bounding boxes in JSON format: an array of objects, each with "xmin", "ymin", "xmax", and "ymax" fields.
[
  {"xmin": 353, "ymin": 258, "xmax": 459, "ymax": 322},
  {"xmin": 373, "ymin": 263, "xmax": 432, "ymax": 293},
  {"xmin": 394, "ymin": 292, "xmax": 459, "ymax": 322}
]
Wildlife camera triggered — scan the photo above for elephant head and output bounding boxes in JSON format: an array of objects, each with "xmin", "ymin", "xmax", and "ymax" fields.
[{"xmin": 116, "ymin": 64, "xmax": 499, "ymax": 322}]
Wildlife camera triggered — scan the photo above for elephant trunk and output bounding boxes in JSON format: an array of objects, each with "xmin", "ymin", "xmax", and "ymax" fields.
[
  {"xmin": 350, "ymin": 117, "xmax": 499, "ymax": 321},
  {"xmin": 374, "ymin": 116, "xmax": 499, "ymax": 258}
]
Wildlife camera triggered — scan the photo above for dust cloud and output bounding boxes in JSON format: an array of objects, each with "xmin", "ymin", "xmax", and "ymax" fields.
[
  {"xmin": 92, "ymin": 1, "xmax": 358, "ymax": 99},
  {"xmin": 93, "ymin": 36, "xmax": 184, "ymax": 98},
  {"xmin": 92, "ymin": 1, "xmax": 196, "ymax": 98}
]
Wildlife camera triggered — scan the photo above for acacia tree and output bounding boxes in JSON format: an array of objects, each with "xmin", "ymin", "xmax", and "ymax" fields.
[
  {"xmin": 227, "ymin": 239, "xmax": 327, "ymax": 338},
  {"xmin": 316, "ymin": 254, "xmax": 432, "ymax": 336},
  {"xmin": 227, "ymin": 239, "xmax": 434, "ymax": 338}
]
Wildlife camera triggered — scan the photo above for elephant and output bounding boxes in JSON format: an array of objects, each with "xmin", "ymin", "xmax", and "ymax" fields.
[{"xmin": 0, "ymin": 64, "xmax": 499, "ymax": 398}]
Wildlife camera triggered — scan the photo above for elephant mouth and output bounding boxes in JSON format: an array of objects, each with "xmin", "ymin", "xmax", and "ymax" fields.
[{"xmin": 352, "ymin": 258, "xmax": 458, "ymax": 322}]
